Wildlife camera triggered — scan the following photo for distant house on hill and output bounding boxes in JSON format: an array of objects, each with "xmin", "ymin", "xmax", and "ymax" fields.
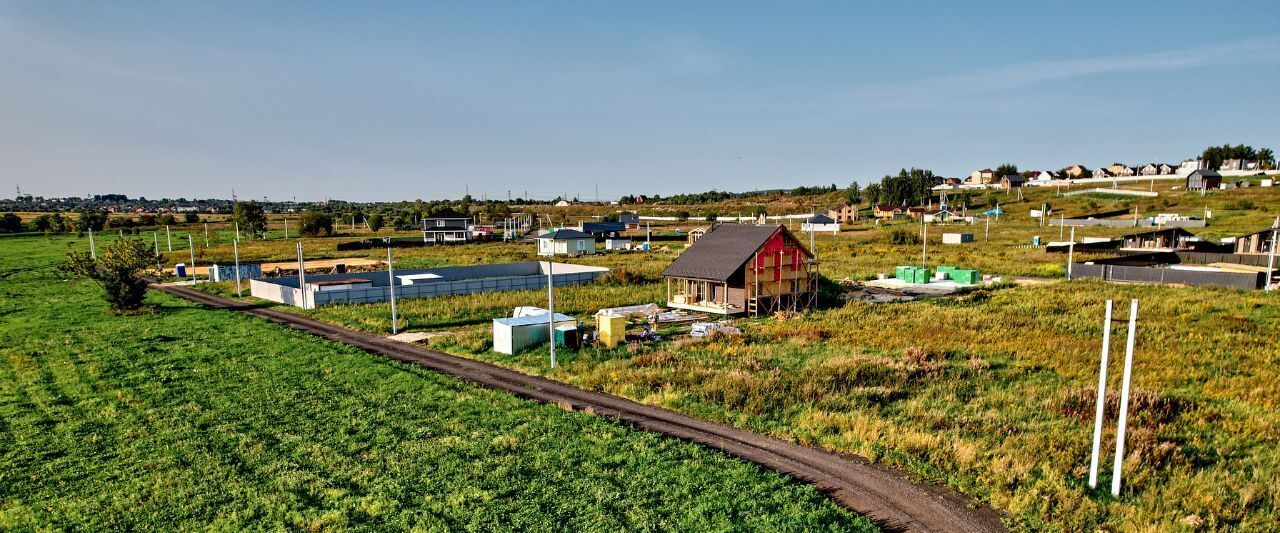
[
  {"xmin": 661, "ymin": 224, "xmax": 815, "ymax": 316},
  {"xmin": 422, "ymin": 208, "xmax": 472, "ymax": 244},
  {"xmin": 1001, "ymin": 174, "xmax": 1027, "ymax": 188},
  {"xmin": 1119, "ymin": 227, "xmax": 1196, "ymax": 251},
  {"xmin": 1186, "ymin": 169, "xmax": 1222, "ymax": 191},
  {"xmin": 826, "ymin": 204, "xmax": 858, "ymax": 224},
  {"xmin": 618, "ymin": 213, "xmax": 640, "ymax": 229},
  {"xmin": 1107, "ymin": 163, "xmax": 1134, "ymax": 176},
  {"xmin": 969, "ymin": 169, "xmax": 997, "ymax": 184},
  {"xmin": 1158, "ymin": 163, "xmax": 1177, "ymax": 175},
  {"xmin": 1139, "ymin": 164, "xmax": 1160, "ymax": 176},
  {"xmin": 874, "ymin": 204, "xmax": 908, "ymax": 219},
  {"xmin": 1093, "ymin": 168, "xmax": 1114, "ymax": 179},
  {"xmin": 1063, "ymin": 165, "xmax": 1087, "ymax": 178}
]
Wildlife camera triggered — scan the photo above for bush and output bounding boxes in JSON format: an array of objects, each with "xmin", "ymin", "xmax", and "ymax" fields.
[
  {"xmin": 61, "ymin": 238, "xmax": 158, "ymax": 312},
  {"xmin": 888, "ymin": 228, "xmax": 921, "ymax": 245},
  {"xmin": 299, "ymin": 210, "xmax": 335, "ymax": 237},
  {"xmin": 184, "ymin": 212, "xmax": 200, "ymax": 223}
]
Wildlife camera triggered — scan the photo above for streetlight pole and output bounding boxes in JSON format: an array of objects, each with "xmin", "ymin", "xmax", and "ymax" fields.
[
  {"xmin": 187, "ymin": 234, "xmax": 196, "ymax": 284},
  {"xmin": 387, "ymin": 243, "xmax": 398, "ymax": 334}
]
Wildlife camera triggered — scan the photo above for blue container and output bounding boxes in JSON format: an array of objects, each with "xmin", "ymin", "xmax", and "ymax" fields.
[{"xmin": 175, "ymin": 263, "xmax": 187, "ymax": 277}]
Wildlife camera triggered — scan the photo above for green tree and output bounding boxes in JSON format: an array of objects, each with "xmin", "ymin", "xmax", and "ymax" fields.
[
  {"xmin": 994, "ymin": 163, "xmax": 1019, "ymax": 178},
  {"xmin": 233, "ymin": 201, "xmax": 268, "ymax": 239},
  {"xmin": 299, "ymin": 210, "xmax": 334, "ymax": 237},
  {"xmin": 158, "ymin": 214, "xmax": 177, "ymax": 226},
  {"xmin": 675, "ymin": 211, "xmax": 690, "ymax": 222},
  {"xmin": 367, "ymin": 213, "xmax": 385, "ymax": 233},
  {"xmin": 845, "ymin": 182, "xmax": 861, "ymax": 206},
  {"xmin": 183, "ymin": 212, "xmax": 200, "ymax": 223},
  {"xmin": 76, "ymin": 209, "xmax": 108, "ymax": 232},
  {"xmin": 0, "ymin": 213, "xmax": 23, "ymax": 233},
  {"xmin": 61, "ymin": 237, "xmax": 159, "ymax": 312},
  {"xmin": 1258, "ymin": 148, "xmax": 1275, "ymax": 170}
]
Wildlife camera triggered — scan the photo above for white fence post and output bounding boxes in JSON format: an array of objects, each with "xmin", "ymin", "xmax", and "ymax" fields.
[
  {"xmin": 1088, "ymin": 300, "xmax": 1113, "ymax": 488},
  {"xmin": 1112, "ymin": 299, "xmax": 1139, "ymax": 496}
]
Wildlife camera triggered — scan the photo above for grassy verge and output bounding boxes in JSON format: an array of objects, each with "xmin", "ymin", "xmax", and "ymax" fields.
[{"xmin": 0, "ymin": 236, "xmax": 874, "ymax": 531}]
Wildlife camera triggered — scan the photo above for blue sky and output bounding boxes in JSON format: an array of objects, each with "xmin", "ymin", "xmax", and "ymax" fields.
[{"xmin": 2, "ymin": 1, "xmax": 1278, "ymax": 202}]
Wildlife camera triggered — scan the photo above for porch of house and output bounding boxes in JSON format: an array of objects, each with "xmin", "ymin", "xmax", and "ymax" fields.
[{"xmin": 665, "ymin": 277, "xmax": 746, "ymax": 315}]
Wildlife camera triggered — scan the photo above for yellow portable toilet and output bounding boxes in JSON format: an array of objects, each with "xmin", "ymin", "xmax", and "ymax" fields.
[{"xmin": 598, "ymin": 314, "xmax": 627, "ymax": 348}]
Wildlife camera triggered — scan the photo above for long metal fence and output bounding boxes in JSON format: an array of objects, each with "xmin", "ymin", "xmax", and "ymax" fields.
[{"xmin": 1071, "ymin": 263, "xmax": 1265, "ymax": 290}]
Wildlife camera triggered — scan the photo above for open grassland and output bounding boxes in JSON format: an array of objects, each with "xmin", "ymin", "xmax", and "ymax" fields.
[
  {"xmin": 0, "ymin": 236, "xmax": 874, "ymax": 531},
  {"xmin": 184, "ymin": 183, "xmax": 1280, "ymax": 531}
]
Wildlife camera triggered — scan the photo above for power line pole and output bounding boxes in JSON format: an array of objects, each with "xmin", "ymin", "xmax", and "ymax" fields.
[{"xmin": 387, "ymin": 242, "xmax": 398, "ymax": 334}]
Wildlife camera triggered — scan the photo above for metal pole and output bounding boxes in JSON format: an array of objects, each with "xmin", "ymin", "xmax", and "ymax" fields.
[
  {"xmin": 153, "ymin": 232, "xmax": 161, "ymax": 270},
  {"xmin": 387, "ymin": 244, "xmax": 398, "ymax": 334},
  {"xmin": 204, "ymin": 222, "xmax": 209, "ymax": 247},
  {"xmin": 1112, "ymin": 299, "xmax": 1139, "ymax": 496},
  {"xmin": 284, "ymin": 217, "xmax": 289, "ymax": 239},
  {"xmin": 1067, "ymin": 227, "xmax": 1076, "ymax": 280},
  {"xmin": 187, "ymin": 234, "xmax": 196, "ymax": 284},
  {"xmin": 1088, "ymin": 300, "xmax": 1113, "ymax": 489},
  {"xmin": 166, "ymin": 225, "xmax": 172, "ymax": 251},
  {"xmin": 985, "ymin": 216, "xmax": 990, "ymax": 242},
  {"xmin": 296, "ymin": 242, "xmax": 308, "ymax": 310},
  {"xmin": 921, "ymin": 218, "xmax": 927, "ymax": 270},
  {"xmin": 88, "ymin": 228, "xmax": 96, "ymax": 259},
  {"xmin": 547, "ymin": 260, "xmax": 556, "ymax": 369},
  {"xmin": 1267, "ymin": 219, "xmax": 1278, "ymax": 290},
  {"xmin": 233, "ymin": 239, "xmax": 243, "ymax": 297}
]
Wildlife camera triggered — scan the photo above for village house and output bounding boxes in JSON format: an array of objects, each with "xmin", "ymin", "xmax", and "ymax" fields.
[
  {"xmin": 1158, "ymin": 163, "xmax": 1177, "ymax": 175},
  {"xmin": 1233, "ymin": 227, "xmax": 1277, "ymax": 255},
  {"xmin": 661, "ymin": 224, "xmax": 816, "ymax": 317},
  {"xmin": 969, "ymin": 169, "xmax": 997, "ymax": 184},
  {"xmin": 1186, "ymin": 169, "xmax": 1223, "ymax": 191},
  {"xmin": 1118, "ymin": 227, "xmax": 1196, "ymax": 251},
  {"xmin": 422, "ymin": 208, "xmax": 472, "ymax": 244},
  {"xmin": 536, "ymin": 229, "xmax": 597, "ymax": 256},
  {"xmin": 1092, "ymin": 168, "xmax": 1112, "ymax": 179},
  {"xmin": 687, "ymin": 226, "xmax": 708, "ymax": 244},
  {"xmin": 1139, "ymin": 164, "xmax": 1160, "ymax": 176},
  {"xmin": 618, "ymin": 213, "xmax": 641, "ymax": 230},
  {"xmin": 579, "ymin": 221, "xmax": 626, "ymax": 239},
  {"xmin": 826, "ymin": 204, "xmax": 858, "ymax": 224},
  {"xmin": 1001, "ymin": 174, "xmax": 1027, "ymax": 188},
  {"xmin": 874, "ymin": 204, "xmax": 908, "ymax": 219},
  {"xmin": 1029, "ymin": 170, "xmax": 1056, "ymax": 182},
  {"xmin": 800, "ymin": 213, "xmax": 840, "ymax": 234},
  {"xmin": 1107, "ymin": 163, "xmax": 1134, "ymax": 176},
  {"xmin": 906, "ymin": 206, "xmax": 929, "ymax": 219},
  {"xmin": 1063, "ymin": 164, "xmax": 1087, "ymax": 178}
]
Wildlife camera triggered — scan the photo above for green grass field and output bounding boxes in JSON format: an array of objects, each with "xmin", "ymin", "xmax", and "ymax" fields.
[
  {"xmin": 0, "ymin": 236, "xmax": 875, "ymax": 531},
  {"xmin": 178, "ymin": 182, "xmax": 1280, "ymax": 531}
]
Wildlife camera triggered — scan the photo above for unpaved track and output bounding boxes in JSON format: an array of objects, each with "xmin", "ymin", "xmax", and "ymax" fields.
[{"xmin": 152, "ymin": 282, "xmax": 1007, "ymax": 533}]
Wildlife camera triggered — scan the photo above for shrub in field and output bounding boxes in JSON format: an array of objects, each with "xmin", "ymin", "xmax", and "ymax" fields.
[
  {"xmin": 60, "ymin": 237, "xmax": 158, "ymax": 312},
  {"xmin": 887, "ymin": 227, "xmax": 921, "ymax": 245},
  {"xmin": 299, "ymin": 210, "xmax": 334, "ymax": 236}
]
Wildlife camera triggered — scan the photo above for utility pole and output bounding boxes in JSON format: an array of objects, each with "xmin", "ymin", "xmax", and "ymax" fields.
[
  {"xmin": 985, "ymin": 216, "xmax": 990, "ymax": 242},
  {"xmin": 547, "ymin": 260, "xmax": 556, "ymax": 369},
  {"xmin": 153, "ymin": 232, "xmax": 161, "ymax": 270},
  {"xmin": 235, "ymin": 221, "xmax": 241, "ymax": 242},
  {"xmin": 187, "ymin": 234, "xmax": 196, "ymax": 284},
  {"xmin": 284, "ymin": 216, "xmax": 289, "ymax": 239},
  {"xmin": 166, "ymin": 225, "xmax": 172, "ymax": 251},
  {"xmin": 1088, "ymin": 300, "xmax": 1113, "ymax": 489},
  {"xmin": 1112, "ymin": 299, "xmax": 1139, "ymax": 496},
  {"xmin": 1267, "ymin": 216, "xmax": 1278, "ymax": 290},
  {"xmin": 204, "ymin": 222, "xmax": 210, "ymax": 247},
  {"xmin": 88, "ymin": 228, "xmax": 96, "ymax": 259},
  {"xmin": 387, "ymin": 242, "xmax": 398, "ymax": 334},
  {"xmin": 1067, "ymin": 227, "xmax": 1076, "ymax": 279},
  {"xmin": 233, "ymin": 239, "xmax": 243, "ymax": 297},
  {"xmin": 296, "ymin": 242, "xmax": 308, "ymax": 310}
]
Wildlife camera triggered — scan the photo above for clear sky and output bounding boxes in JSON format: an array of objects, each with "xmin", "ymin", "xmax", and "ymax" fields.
[{"xmin": 3, "ymin": 1, "xmax": 1278, "ymax": 202}]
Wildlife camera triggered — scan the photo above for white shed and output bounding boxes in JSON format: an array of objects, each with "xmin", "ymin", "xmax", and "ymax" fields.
[
  {"xmin": 493, "ymin": 312, "xmax": 576, "ymax": 355},
  {"xmin": 537, "ymin": 229, "xmax": 597, "ymax": 256},
  {"xmin": 942, "ymin": 233, "xmax": 974, "ymax": 244},
  {"xmin": 800, "ymin": 213, "xmax": 840, "ymax": 234}
]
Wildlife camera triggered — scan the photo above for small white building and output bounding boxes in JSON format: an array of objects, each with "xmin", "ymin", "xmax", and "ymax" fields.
[
  {"xmin": 493, "ymin": 312, "xmax": 576, "ymax": 355},
  {"xmin": 942, "ymin": 233, "xmax": 974, "ymax": 244},
  {"xmin": 800, "ymin": 213, "xmax": 840, "ymax": 234},
  {"xmin": 536, "ymin": 229, "xmax": 597, "ymax": 256}
]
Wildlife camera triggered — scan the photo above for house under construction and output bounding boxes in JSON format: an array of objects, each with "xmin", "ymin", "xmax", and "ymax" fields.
[{"xmin": 661, "ymin": 224, "xmax": 817, "ymax": 316}]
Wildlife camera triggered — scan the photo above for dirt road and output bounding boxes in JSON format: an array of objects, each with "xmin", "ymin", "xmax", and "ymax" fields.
[{"xmin": 152, "ymin": 282, "xmax": 1007, "ymax": 532}]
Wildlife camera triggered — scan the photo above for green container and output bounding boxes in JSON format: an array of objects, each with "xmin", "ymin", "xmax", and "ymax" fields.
[
  {"xmin": 895, "ymin": 265, "xmax": 913, "ymax": 280},
  {"xmin": 913, "ymin": 268, "xmax": 932, "ymax": 284},
  {"xmin": 937, "ymin": 265, "xmax": 957, "ymax": 275},
  {"xmin": 952, "ymin": 269, "xmax": 980, "ymax": 284}
]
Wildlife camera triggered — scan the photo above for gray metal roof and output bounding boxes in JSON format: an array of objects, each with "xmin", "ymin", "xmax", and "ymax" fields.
[
  {"xmin": 494, "ymin": 312, "xmax": 575, "ymax": 327},
  {"xmin": 661, "ymin": 224, "xmax": 796, "ymax": 282},
  {"xmin": 539, "ymin": 229, "xmax": 593, "ymax": 239},
  {"xmin": 806, "ymin": 213, "xmax": 836, "ymax": 224}
]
